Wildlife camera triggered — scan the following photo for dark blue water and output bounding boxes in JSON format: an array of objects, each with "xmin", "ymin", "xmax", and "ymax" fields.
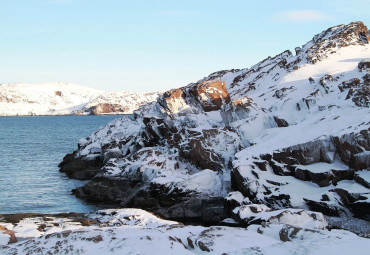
[{"xmin": 0, "ymin": 115, "xmax": 125, "ymax": 214}]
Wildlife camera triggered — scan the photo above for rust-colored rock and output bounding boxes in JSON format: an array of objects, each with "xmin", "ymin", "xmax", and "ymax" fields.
[
  {"xmin": 189, "ymin": 80, "xmax": 230, "ymax": 112},
  {"xmin": 55, "ymin": 91, "xmax": 63, "ymax": 97},
  {"xmin": 158, "ymin": 88, "xmax": 187, "ymax": 113},
  {"xmin": 2, "ymin": 230, "xmax": 18, "ymax": 244},
  {"xmin": 89, "ymin": 103, "xmax": 130, "ymax": 115}
]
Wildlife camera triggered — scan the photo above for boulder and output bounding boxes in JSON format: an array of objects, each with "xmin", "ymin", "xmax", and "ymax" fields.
[
  {"xmin": 157, "ymin": 88, "xmax": 188, "ymax": 114},
  {"xmin": 59, "ymin": 154, "xmax": 103, "ymax": 180},
  {"xmin": 233, "ymin": 205, "xmax": 328, "ymax": 230},
  {"xmin": 188, "ymin": 80, "xmax": 230, "ymax": 112}
]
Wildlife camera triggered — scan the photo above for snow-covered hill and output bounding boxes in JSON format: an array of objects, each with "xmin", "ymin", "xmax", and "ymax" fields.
[
  {"xmin": 0, "ymin": 82, "xmax": 160, "ymax": 116},
  {"xmin": 77, "ymin": 91, "xmax": 160, "ymax": 115}
]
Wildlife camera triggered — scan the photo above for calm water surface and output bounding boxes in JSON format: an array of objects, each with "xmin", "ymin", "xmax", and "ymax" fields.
[{"xmin": 0, "ymin": 115, "xmax": 125, "ymax": 214}]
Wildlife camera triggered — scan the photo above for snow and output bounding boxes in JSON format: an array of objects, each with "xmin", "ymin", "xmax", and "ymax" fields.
[
  {"xmin": 0, "ymin": 82, "xmax": 101, "ymax": 116},
  {"xmin": 90, "ymin": 208, "xmax": 179, "ymax": 228},
  {"xmin": 0, "ymin": 233, "xmax": 9, "ymax": 246},
  {"xmin": 0, "ymin": 208, "xmax": 369, "ymax": 254},
  {"xmin": 247, "ymin": 224, "xmax": 370, "ymax": 255},
  {"xmin": 356, "ymin": 170, "xmax": 370, "ymax": 182},
  {"xmin": 226, "ymin": 191, "xmax": 245, "ymax": 204},
  {"xmin": 68, "ymin": 30, "xmax": 369, "ymax": 237},
  {"xmin": 236, "ymin": 205, "xmax": 327, "ymax": 230},
  {"xmin": 0, "ymin": 82, "xmax": 160, "ymax": 116},
  {"xmin": 294, "ymin": 161, "xmax": 349, "ymax": 173},
  {"xmin": 177, "ymin": 169, "xmax": 223, "ymax": 195}
]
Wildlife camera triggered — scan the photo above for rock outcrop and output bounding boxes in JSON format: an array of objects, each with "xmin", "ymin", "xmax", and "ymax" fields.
[{"xmin": 60, "ymin": 22, "xmax": 370, "ymax": 232}]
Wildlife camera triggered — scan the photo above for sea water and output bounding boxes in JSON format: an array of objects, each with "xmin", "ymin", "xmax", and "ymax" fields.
[{"xmin": 0, "ymin": 115, "xmax": 126, "ymax": 214}]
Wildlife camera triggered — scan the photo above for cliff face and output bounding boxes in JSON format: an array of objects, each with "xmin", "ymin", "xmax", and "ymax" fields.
[{"xmin": 59, "ymin": 22, "xmax": 370, "ymax": 231}]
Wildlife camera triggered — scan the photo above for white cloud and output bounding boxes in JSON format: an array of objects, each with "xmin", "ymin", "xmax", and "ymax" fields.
[{"xmin": 274, "ymin": 10, "xmax": 332, "ymax": 22}]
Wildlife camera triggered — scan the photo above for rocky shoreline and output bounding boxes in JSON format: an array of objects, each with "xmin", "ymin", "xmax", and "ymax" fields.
[
  {"xmin": 2, "ymin": 21, "xmax": 369, "ymax": 254},
  {"xmin": 1, "ymin": 208, "xmax": 369, "ymax": 254}
]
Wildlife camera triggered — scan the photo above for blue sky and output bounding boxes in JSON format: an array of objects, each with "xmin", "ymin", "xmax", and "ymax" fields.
[{"xmin": 0, "ymin": 0, "xmax": 369, "ymax": 92}]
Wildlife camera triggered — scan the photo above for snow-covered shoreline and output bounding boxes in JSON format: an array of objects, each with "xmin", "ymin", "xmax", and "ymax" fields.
[
  {"xmin": 1, "ymin": 21, "xmax": 370, "ymax": 254},
  {"xmin": 1, "ymin": 208, "xmax": 369, "ymax": 254}
]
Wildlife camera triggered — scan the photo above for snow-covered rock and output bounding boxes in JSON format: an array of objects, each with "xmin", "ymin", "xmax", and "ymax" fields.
[
  {"xmin": 60, "ymin": 22, "xmax": 370, "ymax": 232},
  {"xmin": 0, "ymin": 82, "xmax": 160, "ymax": 116},
  {"xmin": 1, "ymin": 208, "xmax": 369, "ymax": 254},
  {"xmin": 234, "ymin": 205, "xmax": 328, "ymax": 230}
]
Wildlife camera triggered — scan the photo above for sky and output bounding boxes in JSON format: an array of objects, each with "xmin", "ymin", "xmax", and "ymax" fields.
[{"xmin": 0, "ymin": 0, "xmax": 369, "ymax": 93}]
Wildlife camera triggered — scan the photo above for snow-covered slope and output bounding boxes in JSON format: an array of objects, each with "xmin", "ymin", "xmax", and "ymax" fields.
[
  {"xmin": 0, "ymin": 82, "xmax": 160, "ymax": 116},
  {"xmin": 0, "ymin": 82, "xmax": 102, "ymax": 116},
  {"xmin": 1, "ymin": 208, "xmax": 369, "ymax": 254},
  {"xmin": 77, "ymin": 91, "xmax": 160, "ymax": 115},
  {"xmin": 59, "ymin": 21, "xmax": 370, "ymax": 238}
]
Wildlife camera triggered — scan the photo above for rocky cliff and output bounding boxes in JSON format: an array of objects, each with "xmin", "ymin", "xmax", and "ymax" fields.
[{"xmin": 59, "ymin": 22, "xmax": 370, "ymax": 233}]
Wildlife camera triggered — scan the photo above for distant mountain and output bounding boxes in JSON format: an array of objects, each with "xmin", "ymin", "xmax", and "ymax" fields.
[
  {"xmin": 0, "ymin": 82, "xmax": 160, "ymax": 116},
  {"xmin": 77, "ymin": 91, "xmax": 160, "ymax": 115}
]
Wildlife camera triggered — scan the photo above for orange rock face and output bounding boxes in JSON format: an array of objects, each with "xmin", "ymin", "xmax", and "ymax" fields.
[
  {"xmin": 1, "ymin": 226, "xmax": 18, "ymax": 244},
  {"xmin": 158, "ymin": 80, "xmax": 231, "ymax": 113},
  {"xmin": 159, "ymin": 88, "xmax": 187, "ymax": 113},
  {"xmin": 189, "ymin": 80, "xmax": 231, "ymax": 112},
  {"xmin": 90, "ymin": 103, "xmax": 130, "ymax": 115}
]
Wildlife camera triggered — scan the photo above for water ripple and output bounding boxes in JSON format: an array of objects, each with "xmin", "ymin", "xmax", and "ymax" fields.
[{"xmin": 0, "ymin": 115, "xmax": 124, "ymax": 214}]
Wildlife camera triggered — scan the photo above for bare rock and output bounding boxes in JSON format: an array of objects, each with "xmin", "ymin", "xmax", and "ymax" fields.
[
  {"xmin": 358, "ymin": 60, "xmax": 370, "ymax": 70},
  {"xmin": 157, "ymin": 88, "xmax": 187, "ymax": 113},
  {"xmin": 294, "ymin": 168, "xmax": 354, "ymax": 187},
  {"xmin": 59, "ymin": 154, "xmax": 103, "ymax": 180},
  {"xmin": 273, "ymin": 116, "xmax": 289, "ymax": 127},
  {"xmin": 188, "ymin": 80, "xmax": 230, "ymax": 112},
  {"xmin": 89, "ymin": 103, "xmax": 130, "ymax": 115},
  {"xmin": 338, "ymin": 78, "xmax": 361, "ymax": 92}
]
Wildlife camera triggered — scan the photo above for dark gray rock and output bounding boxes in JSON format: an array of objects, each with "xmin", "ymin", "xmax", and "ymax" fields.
[{"xmin": 59, "ymin": 154, "xmax": 103, "ymax": 180}]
